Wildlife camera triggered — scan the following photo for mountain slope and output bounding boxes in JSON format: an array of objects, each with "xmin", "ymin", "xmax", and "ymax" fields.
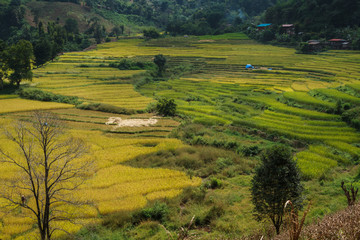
[{"xmin": 25, "ymin": 1, "xmax": 115, "ymax": 32}]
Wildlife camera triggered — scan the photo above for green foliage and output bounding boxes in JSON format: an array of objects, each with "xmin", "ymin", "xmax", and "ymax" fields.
[
  {"xmin": 143, "ymin": 28, "xmax": 160, "ymax": 39},
  {"xmin": 296, "ymin": 42, "xmax": 314, "ymax": 54},
  {"xmin": 153, "ymin": 54, "xmax": 166, "ymax": 77},
  {"xmin": 18, "ymin": 87, "xmax": 80, "ymax": 105},
  {"xmin": 109, "ymin": 59, "xmax": 154, "ymax": 70},
  {"xmin": 156, "ymin": 97, "xmax": 176, "ymax": 116},
  {"xmin": 0, "ymin": 39, "xmax": 7, "ymax": 90},
  {"xmin": 3, "ymin": 39, "xmax": 34, "ymax": 87},
  {"xmin": 64, "ymin": 18, "xmax": 79, "ymax": 34},
  {"xmin": 206, "ymin": 177, "xmax": 223, "ymax": 189},
  {"xmin": 265, "ymin": 0, "xmax": 360, "ymax": 33},
  {"xmin": 132, "ymin": 202, "xmax": 169, "ymax": 224},
  {"xmin": 342, "ymin": 107, "xmax": 360, "ymax": 130},
  {"xmin": 251, "ymin": 145, "xmax": 303, "ymax": 234},
  {"xmin": 76, "ymin": 102, "xmax": 136, "ymax": 115},
  {"xmin": 33, "ymin": 37, "xmax": 52, "ymax": 66},
  {"xmin": 126, "ymin": 146, "xmax": 253, "ymax": 178},
  {"xmin": 283, "ymin": 91, "xmax": 335, "ymax": 111},
  {"xmin": 238, "ymin": 145, "xmax": 260, "ymax": 157},
  {"xmin": 315, "ymin": 88, "xmax": 360, "ymax": 105}
]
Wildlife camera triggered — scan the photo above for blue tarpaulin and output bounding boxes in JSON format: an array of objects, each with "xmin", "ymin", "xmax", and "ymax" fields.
[
  {"xmin": 257, "ymin": 23, "xmax": 272, "ymax": 27},
  {"xmin": 246, "ymin": 64, "xmax": 254, "ymax": 69}
]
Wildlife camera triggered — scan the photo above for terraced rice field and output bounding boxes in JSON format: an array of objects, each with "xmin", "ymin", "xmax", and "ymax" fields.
[
  {"xmin": 0, "ymin": 96, "xmax": 72, "ymax": 113},
  {"xmin": 135, "ymin": 36, "xmax": 360, "ymax": 180},
  {"xmin": 33, "ymin": 57, "xmax": 152, "ymax": 110},
  {"xmin": 1, "ymin": 34, "xmax": 360, "ymax": 238},
  {"xmin": 0, "ymin": 111, "xmax": 197, "ymax": 239}
]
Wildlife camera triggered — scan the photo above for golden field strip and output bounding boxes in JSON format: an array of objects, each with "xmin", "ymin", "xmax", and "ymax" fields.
[
  {"xmin": 0, "ymin": 114, "xmax": 199, "ymax": 239},
  {"xmin": 0, "ymin": 34, "xmax": 360, "ymax": 238}
]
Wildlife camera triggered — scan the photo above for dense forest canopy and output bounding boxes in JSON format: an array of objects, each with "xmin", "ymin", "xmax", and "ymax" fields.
[{"xmin": 265, "ymin": 0, "xmax": 360, "ymax": 32}]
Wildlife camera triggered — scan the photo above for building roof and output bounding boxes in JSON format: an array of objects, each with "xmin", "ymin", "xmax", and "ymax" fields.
[
  {"xmin": 307, "ymin": 40, "xmax": 321, "ymax": 45},
  {"xmin": 329, "ymin": 39, "xmax": 347, "ymax": 42},
  {"xmin": 257, "ymin": 23, "xmax": 272, "ymax": 27},
  {"xmin": 282, "ymin": 24, "xmax": 294, "ymax": 27}
]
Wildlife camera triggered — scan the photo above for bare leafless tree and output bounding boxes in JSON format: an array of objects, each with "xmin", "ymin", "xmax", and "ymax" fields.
[
  {"xmin": 341, "ymin": 181, "xmax": 358, "ymax": 206},
  {"xmin": 0, "ymin": 111, "xmax": 91, "ymax": 240}
]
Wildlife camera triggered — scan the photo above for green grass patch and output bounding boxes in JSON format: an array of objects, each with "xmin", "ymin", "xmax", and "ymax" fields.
[
  {"xmin": 314, "ymin": 88, "xmax": 360, "ymax": 105},
  {"xmin": 198, "ymin": 32, "xmax": 250, "ymax": 40},
  {"xmin": 283, "ymin": 91, "xmax": 336, "ymax": 109},
  {"xmin": 296, "ymin": 151, "xmax": 337, "ymax": 179}
]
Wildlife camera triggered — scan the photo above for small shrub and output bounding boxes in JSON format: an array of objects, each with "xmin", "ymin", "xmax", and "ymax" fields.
[
  {"xmin": 216, "ymin": 157, "xmax": 233, "ymax": 170},
  {"xmin": 76, "ymin": 102, "xmax": 135, "ymax": 114},
  {"xmin": 296, "ymin": 42, "xmax": 313, "ymax": 54},
  {"xmin": 180, "ymin": 187, "xmax": 206, "ymax": 204},
  {"xmin": 143, "ymin": 28, "xmax": 161, "ymax": 39},
  {"xmin": 203, "ymin": 204, "xmax": 225, "ymax": 225},
  {"xmin": 109, "ymin": 59, "xmax": 154, "ymax": 70},
  {"xmin": 342, "ymin": 107, "xmax": 360, "ymax": 130},
  {"xmin": 175, "ymin": 155, "xmax": 201, "ymax": 170},
  {"xmin": 156, "ymin": 97, "xmax": 176, "ymax": 116},
  {"xmin": 238, "ymin": 145, "xmax": 260, "ymax": 157},
  {"xmin": 132, "ymin": 202, "xmax": 169, "ymax": 224},
  {"xmin": 206, "ymin": 178, "xmax": 222, "ymax": 189}
]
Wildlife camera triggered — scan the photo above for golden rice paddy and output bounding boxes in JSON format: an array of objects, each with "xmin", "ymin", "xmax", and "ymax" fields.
[{"xmin": 1, "ymin": 35, "xmax": 360, "ymax": 238}]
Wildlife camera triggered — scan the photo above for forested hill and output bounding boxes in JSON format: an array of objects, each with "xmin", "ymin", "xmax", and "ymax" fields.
[
  {"xmin": 264, "ymin": 0, "xmax": 360, "ymax": 32},
  {"xmin": 0, "ymin": 0, "xmax": 281, "ymax": 41}
]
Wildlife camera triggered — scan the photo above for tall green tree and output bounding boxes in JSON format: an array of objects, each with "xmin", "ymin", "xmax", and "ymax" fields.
[
  {"xmin": 0, "ymin": 40, "xmax": 8, "ymax": 89},
  {"xmin": 154, "ymin": 54, "xmax": 166, "ymax": 77},
  {"xmin": 34, "ymin": 37, "xmax": 52, "ymax": 66},
  {"xmin": 4, "ymin": 40, "xmax": 34, "ymax": 87},
  {"xmin": 64, "ymin": 18, "xmax": 79, "ymax": 34},
  {"xmin": 251, "ymin": 145, "xmax": 303, "ymax": 234}
]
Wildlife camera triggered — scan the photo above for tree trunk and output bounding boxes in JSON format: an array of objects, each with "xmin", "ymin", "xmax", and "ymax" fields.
[{"xmin": 275, "ymin": 224, "xmax": 280, "ymax": 235}]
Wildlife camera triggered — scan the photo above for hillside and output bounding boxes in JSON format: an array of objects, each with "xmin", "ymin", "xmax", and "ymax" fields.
[
  {"xmin": 1, "ymin": 1, "xmax": 360, "ymax": 239},
  {"xmin": 264, "ymin": 0, "xmax": 360, "ymax": 33},
  {"xmin": 24, "ymin": 1, "xmax": 115, "ymax": 32},
  {"xmin": 0, "ymin": 34, "xmax": 360, "ymax": 239}
]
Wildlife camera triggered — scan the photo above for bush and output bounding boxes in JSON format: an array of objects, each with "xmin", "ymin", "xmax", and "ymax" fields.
[
  {"xmin": 260, "ymin": 30, "xmax": 275, "ymax": 42},
  {"xmin": 109, "ymin": 59, "xmax": 154, "ymax": 70},
  {"xmin": 206, "ymin": 177, "xmax": 222, "ymax": 189},
  {"xmin": 296, "ymin": 42, "xmax": 313, "ymax": 54},
  {"xmin": 156, "ymin": 97, "xmax": 176, "ymax": 116},
  {"xmin": 194, "ymin": 203, "xmax": 225, "ymax": 226},
  {"xmin": 238, "ymin": 145, "xmax": 260, "ymax": 157},
  {"xmin": 180, "ymin": 186, "xmax": 206, "ymax": 204},
  {"xmin": 216, "ymin": 157, "xmax": 233, "ymax": 170},
  {"xmin": 143, "ymin": 28, "xmax": 161, "ymax": 39},
  {"xmin": 342, "ymin": 107, "xmax": 360, "ymax": 130},
  {"xmin": 76, "ymin": 102, "xmax": 136, "ymax": 115},
  {"xmin": 132, "ymin": 202, "xmax": 169, "ymax": 224},
  {"xmin": 18, "ymin": 88, "xmax": 80, "ymax": 105}
]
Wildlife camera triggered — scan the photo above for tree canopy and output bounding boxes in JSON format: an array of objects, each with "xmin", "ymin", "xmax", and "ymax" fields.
[
  {"xmin": 251, "ymin": 145, "xmax": 303, "ymax": 234},
  {"xmin": 3, "ymin": 39, "xmax": 34, "ymax": 87}
]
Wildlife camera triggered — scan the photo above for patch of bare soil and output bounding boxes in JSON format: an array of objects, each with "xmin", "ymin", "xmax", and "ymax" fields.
[
  {"xmin": 198, "ymin": 40, "xmax": 215, "ymax": 42},
  {"xmin": 105, "ymin": 117, "xmax": 158, "ymax": 127}
]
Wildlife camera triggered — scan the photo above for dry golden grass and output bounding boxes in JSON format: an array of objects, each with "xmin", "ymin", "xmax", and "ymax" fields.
[
  {"xmin": 0, "ymin": 98, "xmax": 72, "ymax": 113},
  {"xmin": 0, "ymin": 117, "xmax": 198, "ymax": 238}
]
